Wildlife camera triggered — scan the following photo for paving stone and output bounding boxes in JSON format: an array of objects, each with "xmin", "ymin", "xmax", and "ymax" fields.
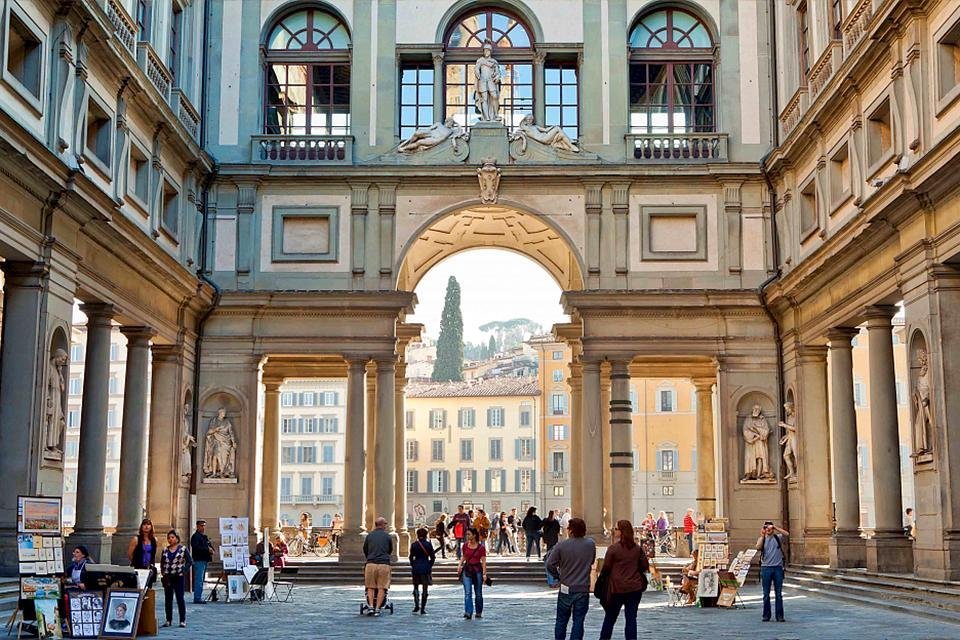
[{"xmin": 162, "ymin": 584, "xmax": 960, "ymax": 639}]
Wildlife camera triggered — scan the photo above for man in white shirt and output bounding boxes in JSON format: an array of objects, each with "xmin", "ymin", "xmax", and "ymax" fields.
[{"xmin": 559, "ymin": 508, "xmax": 572, "ymax": 539}]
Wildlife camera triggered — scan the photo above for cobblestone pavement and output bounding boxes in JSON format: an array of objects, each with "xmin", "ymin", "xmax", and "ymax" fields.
[{"xmin": 164, "ymin": 584, "xmax": 957, "ymax": 639}]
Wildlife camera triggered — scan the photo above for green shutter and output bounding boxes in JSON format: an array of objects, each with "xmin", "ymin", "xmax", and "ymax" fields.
[
  {"xmin": 501, "ymin": 470, "xmax": 507, "ymax": 493},
  {"xmin": 514, "ymin": 439, "xmax": 521, "ymax": 460},
  {"xmin": 514, "ymin": 469, "xmax": 520, "ymax": 493},
  {"xmin": 456, "ymin": 470, "xmax": 463, "ymax": 492},
  {"xmin": 485, "ymin": 470, "xmax": 492, "ymax": 492}
]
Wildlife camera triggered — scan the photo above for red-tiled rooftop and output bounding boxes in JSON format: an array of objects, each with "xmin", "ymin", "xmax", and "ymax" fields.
[{"xmin": 405, "ymin": 376, "xmax": 540, "ymax": 398}]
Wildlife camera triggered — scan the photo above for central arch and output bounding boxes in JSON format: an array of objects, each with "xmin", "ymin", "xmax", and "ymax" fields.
[{"xmin": 396, "ymin": 202, "xmax": 585, "ymax": 292}]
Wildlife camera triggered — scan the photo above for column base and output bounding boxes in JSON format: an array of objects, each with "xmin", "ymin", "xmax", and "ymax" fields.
[
  {"xmin": 338, "ymin": 531, "xmax": 367, "ymax": 562},
  {"xmin": 397, "ymin": 529, "xmax": 411, "ymax": 552},
  {"xmin": 829, "ymin": 531, "xmax": 866, "ymax": 569},
  {"xmin": 866, "ymin": 532, "xmax": 914, "ymax": 573},
  {"xmin": 793, "ymin": 528, "xmax": 831, "ymax": 565},
  {"xmin": 66, "ymin": 530, "xmax": 113, "ymax": 566},
  {"xmin": 111, "ymin": 528, "xmax": 139, "ymax": 565},
  {"xmin": 389, "ymin": 531, "xmax": 400, "ymax": 562}
]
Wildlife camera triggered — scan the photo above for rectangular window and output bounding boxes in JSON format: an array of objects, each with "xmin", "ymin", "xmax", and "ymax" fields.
[
  {"xmin": 429, "ymin": 409, "xmax": 446, "ymax": 429},
  {"xmin": 321, "ymin": 391, "xmax": 338, "ymax": 406},
  {"xmin": 866, "ymin": 98, "xmax": 892, "ymax": 171},
  {"xmin": 320, "ymin": 443, "xmax": 334, "ymax": 464},
  {"xmin": 430, "ymin": 471, "xmax": 447, "ymax": 493},
  {"xmin": 520, "ymin": 404, "xmax": 532, "ymax": 426},
  {"xmin": 489, "ymin": 438, "xmax": 502, "ymax": 461},
  {"xmin": 629, "ymin": 62, "xmax": 714, "ymax": 134},
  {"xmin": 104, "ymin": 469, "xmax": 116, "ymax": 493},
  {"xmin": 406, "ymin": 439, "xmax": 419, "ymax": 462},
  {"xmin": 70, "ymin": 344, "xmax": 84, "ymax": 362},
  {"xmin": 552, "ymin": 369, "xmax": 564, "ymax": 383},
  {"xmin": 460, "ymin": 439, "xmax": 473, "ymax": 462},
  {"xmin": 445, "ymin": 62, "xmax": 532, "ymax": 131},
  {"xmin": 662, "ymin": 485, "xmax": 675, "ymax": 496},
  {"xmin": 281, "ymin": 418, "xmax": 297, "ymax": 434},
  {"xmin": 552, "ymin": 350, "xmax": 564, "ymax": 360},
  {"xmin": 301, "ymin": 446, "xmax": 317, "ymax": 464},
  {"xmin": 489, "ymin": 470, "xmax": 502, "ymax": 492},
  {"xmin": 300, "ymin": 475, "xmax": 313, "ymax": 496},
  {"xmin": 406, "ymin": 470, "xmax": 418, "ymax": 493},
  {"xmin": 320, "ymin": 417, "xmax": 338, "ymax": 433},
  {"xmin": 551, "ymin": 424, "xmax": 567, "ymax": 441},
  {"xmin": 5, "ymin": 10, "xmax": 43, "ymax": 99},
  {"xmin": 321, "ymin": 475, "xmax": 334, "ymax": 496},
  {"xmin": 854, "ymin": 380, "xmax": 867, "ymax": 408},
  {"xmin": 431, "ymin": 439, "xmax": 444, "ymax": 462},
  {"xmin": 552, "ymin": 451, "xmax": 566, "ymax": 472},
  {"xmin": 110, "ymin": 342, "xmax": 120, "ymax": 362},
  {"xmin": 660, "ymin": 450, "xmax": 676, "ymax": 471},
  {"xmin": 629, "ymin": 388, "xmax": 639, "ymax": 414},
  {"xmin": 462, "ymin": 469, "xmax": 475, "ymax": 493},
  {"xmin": 937, "ymin": 20, "xmax": 960, "ymax": 101},
  {"xmin": 85, "ymin": 97, "xmax": 112, "ymax": 168},
  {"xmin": 544, "ymin": 63, "xmax": 579, "ymax": 140},
  {"xmin": 108, "ymin": 376, "xmax": 119, "ymax": 396},
  {"xmin": 405, "ymin": 410, "xmax": 415, "ymax": 430},
  {"xmin": 281, "ymin": 446, "xmax": 295, "ymax": 464},
  {"xmin": 281, "ymin": 392, "xmax": 295, "ymax": 407},
  {"xmin": 280, "ymin": 476, "xmax": 292, "ymax": 498},
  {"xmin": 831, "ymin": 0, "xmax": 844, "ymax": 41},
  {"xmin": 829, "ymin": 142, "xmax": 851, "ymax": 209},
  {"xmin": 553, "ymin": 485, "xmax": 564, "ymax": 497},
  {"xmin": 519, "ymin": 469, "xmax": 534, "ymax": 492},
  {"xmin": 128, "ymin": 145, "xmax": 150, "ymax": 205},
  {"xmin": 550, "ymin": 394, "xmax": 567, "ymax": 416},
  {"xmin": 302, "ymin": 417, "xmax": 318, "ymax": 434},
  {"xmin": 488, "ymin": 407, "xmax": 505, "ymax": 427},
  {"xmin": 399, "ymin": 64, "xmax": 434, "ymax": 139},
  {"xmin": 799, "ymin": 176, "xmax": 818, "ymax": 237},
  {"xmin": 107, "ymin": 408, "xmax": 117, "ymax": 428},
  {"xmin": 458, "ymin": 407, "xmax": 476, "ymax": 428},
  {"xmin": 798, "ymin": 3, "xmax": 810, "ymax": 77},
  {"xmin": 69, "ymin": 377, "xmax": 82, "ymax": 396},
  {"xmin": 169, "ymin": 3, "xmax": 182, "ymax": 82},
  {"xmin": 67, "ymin": 410, "xmax": 80, "ymax": 429},
  {"xmin": 136, "ymin": 0, "xmax": 153, "ymax": 41},
  {"xmin": 657, "ymin": 389, "xmax": 675, "ymax": 412},
  {"xmin": 301, "ymin": 392, "xmax": 315, "ymax": 406},
  {"xmin": 161, "ymin": 180, "xmax": 179, "ymax": 238},
  {"xmin": 433, "ymin": 500, "xmax": 443, "ymax": 513},
  {"xmin": 518, "ymin": 438, "xmax": 534, "ymax": 460},
  {"xmin": 264, "ymin": 63, "xmax": 351, "ymax": 135},
  {"xmin": 895, "ymin": 380, "xmax": 906, "ymax": 406}
]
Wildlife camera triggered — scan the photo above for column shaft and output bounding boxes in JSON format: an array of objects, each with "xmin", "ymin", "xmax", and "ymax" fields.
[
  {"xmin": 260, "ymin": 380, "xmax": 282, "ymax": 533},
  {"xmin": 609, "ymin": 361, "xmax": 633, "ymax": 523},
  {"xmin": 693, "ymin": 380, "xmax": 716, "ymax": 519},
  {"xmin": 364, "ymin": 362, "xmax": 377, "ymax": 531},
  {"xmin": 340, "ymin": 360, "xmax": 367, "ymax": 561},
  {"xmin": 600, "ymin": 365, "xmax": 612, "ymax": 531},
  {"xmin": 145, "ymin": 345, "xmax": 184, "ymax": 535},
  {"xmin": 798, "ymin": 347, "xmax": 832, "ymax": 563},
  {"xmin": 69, "ymin": 303, "xmax": 116, "ymax": 560},
  {"xmin": 568, "ymin": 365, "xmax": 583, "ymax": 518},
  {"xmin": 394, "ymin": 367, "xmax": 409, "ymax": 548},
  {"xmin": 581, "ymin": 361, "xmax": 604, "ymax": 535},
  {"xmin": 374, "ymin": 361, "xmax": 396, "ymax": 530},
  {"xmin": 112, "ymin": 328, "xmax": 155, "ymax": 564},
  {"xmin": 828, "ymin": 328, "xmax": 865, "ymax": 568}
]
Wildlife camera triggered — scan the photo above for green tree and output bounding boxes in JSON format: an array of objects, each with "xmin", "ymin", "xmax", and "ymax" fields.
[
  {"xmin": 432, "ymin": 276, "xmax": 464, "ymax": 381},
  {"xmin": 488, "ymin": 334, "xmax": 498, "ymax": 357}
]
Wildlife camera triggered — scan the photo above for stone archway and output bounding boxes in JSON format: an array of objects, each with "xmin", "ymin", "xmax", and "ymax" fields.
[{"xmin": 396, "ymin": 203, "xmax": 585, "ymax": 292}]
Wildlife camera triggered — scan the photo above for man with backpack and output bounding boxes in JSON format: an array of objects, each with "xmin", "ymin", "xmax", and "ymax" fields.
[
  {"xmin": 756, "ymin": 520, "xmax": 789, "ymax": 622},
  {"xmin": 450, "ymin": 505, "xmax": 472, "ymax": 559}
]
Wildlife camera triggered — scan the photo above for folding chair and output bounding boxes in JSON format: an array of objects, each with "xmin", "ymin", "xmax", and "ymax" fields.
[
  {"xmin": 269, "ymin": 566, "xmax": 296, "ymax": 603},
  {"xmin": 243, "ymin": 567, "xmax": 269, "ymax": 605}
]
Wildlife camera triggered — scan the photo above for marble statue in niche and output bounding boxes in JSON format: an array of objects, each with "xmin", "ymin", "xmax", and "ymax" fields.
[
  {"xmin": 742, "ymin": 404, "xmax": 775, "ymax": 482},
  {"xmin": 474, "ymin": 41, "xmax": 501, "ymax": 121},
  {"xmin": 779, "ymin": 401, "xmax": 798, "ymax": 481},
  {"xmin": 203, "ymin": 407, "xmax": 237, "ymax": 480},
  {"xmin": 43, "ymin": 348, "xmax": 70, "ymax": 461},
  {"xmin": 912, "ymin": 348, "xmax": 934, "ymax": 456}
]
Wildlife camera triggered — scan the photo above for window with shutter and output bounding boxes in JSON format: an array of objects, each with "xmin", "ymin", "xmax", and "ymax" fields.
[{"xmin": 405, "ymin": 410, "xmax": 414, "ymax": 429}]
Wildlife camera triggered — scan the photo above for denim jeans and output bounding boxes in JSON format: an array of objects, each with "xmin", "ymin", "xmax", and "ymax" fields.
[
  {"xmin": 599, "ymin": 590, "xmax": 643, "ymax": 639},
  {"xmin": 555, "ymin": 591, "xmax": 589, "ymax": 640},
  {"xmin": 760, "ymin": 565, "xmax": 785, "ymax": 620},
  {"xmin": 192, "ymin": 560, "xmax": 208, "ymax": 602},
  {"xmin": 461, "ymin": 572, "xmax": 483, "ymax": 616},
  {"xmin": 685, "ymin": 533, "xmax": 693, "ymax": 554},
  {"xmin": 526, "ymin": 533, "xmax": 541, "ymax": 558}
]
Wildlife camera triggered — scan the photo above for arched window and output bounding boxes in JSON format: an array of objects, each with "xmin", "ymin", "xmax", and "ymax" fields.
[
  {"xmin": 443, "ymin": 8, "xmax": 534, "ymax": 130},
  {"xmin": 628, "ymin": 7, "xmax": 715, "ymax": 135},
  {"xmin": 263, "ymin": 7, "xmax": 351, "ymax": 136}
]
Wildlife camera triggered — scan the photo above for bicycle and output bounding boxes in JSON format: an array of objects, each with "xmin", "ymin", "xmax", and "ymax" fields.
[
  {"xmin": 653, "ymin": 531, "xmax": 677, "ymax": 557},
  {"xmin": 313, "ymin": 529, "xmax": 335, "ymax": 557}
]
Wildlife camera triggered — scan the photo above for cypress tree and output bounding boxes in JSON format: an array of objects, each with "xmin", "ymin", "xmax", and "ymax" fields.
[
  {"xmin": 432, "ymin": 276, "xmax": 464, "ymax": 381},
  {"xmin": 488, "ymin": 334, "xmax": 498, "ymax": 357}
]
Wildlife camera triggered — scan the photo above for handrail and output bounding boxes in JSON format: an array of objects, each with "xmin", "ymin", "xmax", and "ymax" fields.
[
  {"xmin": 104, "ymin": 0, "xmax": 138, "ymax": 54},
  {"xmin": 626, "ymin": 132, "xmax": 728, "ymax": 162}
]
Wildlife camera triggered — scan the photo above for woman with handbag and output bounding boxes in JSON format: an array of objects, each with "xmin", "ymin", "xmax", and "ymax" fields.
[
  {"xmin": 598, "ymin": 520, "xmax": 649, "ymax": 640},
  {"xmin": 409, "ymin": 527, "xmax": 436, "ymax": 614},
  {"xmin": 160, "ymin": 530, "xmax": 192, "ymax": 628},
  {"xmin": 457, "ymin": 527, "xmax": 488, "ymax": 619}
]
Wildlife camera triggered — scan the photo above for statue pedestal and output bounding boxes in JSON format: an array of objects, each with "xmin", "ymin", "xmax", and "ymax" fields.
[{"xmin": 469, "ymin": 120, "xmax": 509, "ymax": 164}]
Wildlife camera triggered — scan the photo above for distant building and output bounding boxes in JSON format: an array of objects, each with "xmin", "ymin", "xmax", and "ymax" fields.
[{"xmin": 405, "ymin": 340, "xmax": 436, "ymax": 383}]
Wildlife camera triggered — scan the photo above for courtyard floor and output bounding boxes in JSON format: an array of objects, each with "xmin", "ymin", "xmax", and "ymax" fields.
[{"xmin": 163, "ymin": 583, "xmax": 957, "ymax": 639}]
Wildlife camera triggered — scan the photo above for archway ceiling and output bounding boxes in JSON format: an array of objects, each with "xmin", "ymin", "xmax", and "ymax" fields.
[{"xmin": 398, "ymin": 205, "xmax": 582, "ymax": 291}]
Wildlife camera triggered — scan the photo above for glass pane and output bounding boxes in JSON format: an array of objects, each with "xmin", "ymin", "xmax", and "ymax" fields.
[
  {"xmin": 314, "ymin": 65, "xmax": 330, "ymax": 84},
  {"xmin": 333, "ymin": 86, "xmax": 350, "ymax": 105},
  {"xmin": 545, "ymin": 67, "xmax": 561, "ymax": 84},
  {"xmin": 314, "ymin": 85, "xmax": 331, "ymax": 105},
  {"xmin": 672, "ymin": 11, "xmax": 696, "ymax": 33},
  {"xmin": 694, "ymin": 82, "xmax": 713, "ymax": 106},
  {"xmin": 514, "ymin": 84, "xmax": 533, "ymax": 100},
  {"xmin": 269, "ymin": 64, "xmax": 287, "ymax": 84},
  {"xmin": 561, "ymin": 85, "xmax": 577, "ymax": 103},
  {"xmin": 287, "ymin": 65, "xmax": 308, "ymax": 84},
  {"xmin": 561, "ymin": 68, "xmax": 577, "ymax": 83},
  {"xmin": 512, "ymin": 64, "xmax": 532, "ymax": 84},
  {"xmin": 325, "ymin": 24, "xmax": 350, "ymax": 49},
  {"xmin": 446, "ymin": 64, "xmax": 465, "ymax": 84},
  {"xmin": 286, "ymin": 85, "xmax": 306, "ymax": 108},
  {"xmin": 630, "ymin": 63, "xmax": 647, "ymax": 85},
  {"xmin": 400, "ymin": 106, "xmax": 417, "ymax": 126},
  {"xmin": 401, "ymin": 84, "xmax": 417, "ymax": 103},
  {"xmin": 688, "ymin": 25, "xmax": 712, "ymax": 48},
  {"xmin": 446, "ymin": 83, "xmax": 466, "ymax": 106},
  {"xmin": 562, "ymin": 106, "xmax": 577, "ymax": 125},
  {"xmin": 401, "ymin": 68, "xmax": 418, "ymax": 84},
  {"xmin": 418, "ymin": 84, "xmax": 432, "ymax": 103},
  {"xmin": 333, "ymin": 65, "xmax": 350, "ymax": 84},
  {"xmin": 507, "ymin": 25, "xmax": 530, "ymax": 47},
  {"xmin": 447, "ymin": 24, "xmax": 473, "ymax": 48},
  {"xmin": 672, "ymin": 106, "xmax": 691, "ymax": 131},
  {"xmin": 418, "ymin": 106, "xmax": 432, "ymax": 124},
  {"xmin": 694, "ymin": 63, "xmax": 712, "ymax": 85},
  {"xmin": 545, "ymin": 85, "xmax": 560, "ymax": 104},
  {"xmin": 491, "ymin": 13, "xmax": 509, "ymax": 32},
  {"xmin": 420, "ymin": 68, "xmax": 434, "ymax": 83},
  {"xmin": 545, "ymin": 106, "xmax": 561, "ymax": 125}
]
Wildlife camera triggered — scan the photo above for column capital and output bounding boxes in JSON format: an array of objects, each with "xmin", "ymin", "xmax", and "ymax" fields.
[
  {"xmin": 263, "ymin": 377, "xmax": 283, "ymax": 392},
  {"xmin": 119, "ymin": 326, "xmax": 156, "ymax": 345},
  {"xmin": 0, "ymin": 260, "xmax": 48, "ymax": 286},
  {"xmin": 376, "ymin": 360, "xmax": 396, "ymax": 374},
  {"xmin": 691, "ymin": 378, "xmax": 715, "ymax": 393},
  {"xmin": 863, "ymin": 305, "xmax": 898, "ymax": 325},
  {"xmin": 608, "ymin": 360, "xmax": 630, "ymax": 378},
  {"xmin": 79, "ymin": 302, "xmax": 116, "ymax": 324},
  {"xmin": 345, "ymin": 356, "xmax": 370, "ymax": 370},
  {"xmin": 826, "ymin": 327, "xmax": 860, "ymax": 347},
  {"xmin": 150, "ymin": 343, "xmax": 184, "ymax": 363},
  {"xmin": 797, "ymin": 345, "xmax": 829, "ymax": 363},
  {"xmin": 581, "ymin": 359, "xmax": 601, "ymax": 374}
]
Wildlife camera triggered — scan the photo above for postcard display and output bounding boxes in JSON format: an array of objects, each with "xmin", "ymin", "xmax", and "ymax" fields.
[
  {"xmin": 16, "ymin": 496, "xmax": 65, "ymax": 638},
  {"xmin": 218, "ymin": 517, "xmax": 251, "ymax": 602}
]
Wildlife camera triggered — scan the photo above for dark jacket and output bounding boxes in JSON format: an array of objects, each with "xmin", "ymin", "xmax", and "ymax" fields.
[
  {"xmin": 191, "ymin": 531, "xmax": 213, "ymax": 562},
  {"xmin": 602, "ymin": 541, "xmax": 649, "ymax": 595},
  {"xmin": 409, "ymin": 538, "xmax": 436, "ymax": 575},
  {"xmin": 65, "ymin": 558, "xmax": 90, "ymax": 586},
  {"xmin": 522, "ymin": 514, "xmax": 543, "ymax": 536},
  {"xmin": 131, "ymin": 536, "xmax": 158, "ymax": 569},
  {"xmin": 542, "ymin": 518, "xmax": 561, "ymax": 546},
  {"xmin": 435, "ymin": 520, "xmax": 447, "ymax": 538},
  {"xmin": 363, "ymin": 528, "xmax": 393, "ymax": 564},
  {"xmin": 450, "ymin": 513, "xmax": 471, "ymax": 538}
]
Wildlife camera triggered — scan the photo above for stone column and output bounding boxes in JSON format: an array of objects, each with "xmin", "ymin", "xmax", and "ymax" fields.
[
  {"xmin": 111, "ymin": 327, "xmax": 155, "ymax": 564},
  {"xmin": 693, "ymin": 379, "xmax": 717, "ymax": 519},
  {"xmin": 394, "ymin": 364, "xmax": 409, "ymax": 549},
  {"xmin": 581, "ymin": 360, "xmax": 604, "ymax": 536},
  {"xmin": 600, "ymin": 363, "xmax": 613, "ymax": 531},
  {"xmin": 827, "ymin": 328, "xmax": 865, "ymax": 568},
  {"xmin": 67, "ymin": 303, "xmax": 116, "ymax": 562},
  {"xmin": 364, "ymin": 361, "xmax": 377, "ymax": 531},
  {"xmin": 0, "ymin": 262, "xmax": 48, "ymax": 574},
  {"xmin": 260, "ymin": 377, "xmax": 282, "ymax": 533},
  {"xmin": 864, "ymin": 306, "xmax": 914, "ymax": 572},
  {"xmin": 145, "ymin": 345, "xmax": 185, "ymax": 534},
  {"xmin": 431, "ymin": 53, "xmax": 444, "ymax": 123},
  {"xmin": 797, "ymin": 346, "xmax": 832, "ymax": 564},
  {"xmin": 374, "ymin": 360, "xmax": 396, "ymax": 531},
  {"xmin": 568, "ymin": 362, "xmax": 584, "ymax": 518},
  {"xmin": 608, "ymin": 360, "xmax": 633, "ymax": 522},
  {"xmin": 340, "ymin": 359, "xmax": 368, "ymax": 561},
  {"xmin": 533, "ymin": 50, "xmax": 546, "ymax": 125}
]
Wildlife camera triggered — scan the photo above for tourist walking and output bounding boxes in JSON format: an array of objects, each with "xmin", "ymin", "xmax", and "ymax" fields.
[
  {"xmin": 683, "ymin": 508, "xmax": 696, "ymax": 554},
  {"xmin": 363, "ymin": 517, "xmax": 394, "ymax": 616},
  {"xmin": 434, "ymin": 514, "xmax": 448, "ymax": 559},
  {"xmin": 127, "ymin": 518, "xmax": 158, "ymax": 586},
  {"xmin": 542, "ymin": 510, "xmax": 561, "ymax": 550},
  {"xmin": 409, "ymin": 527, "xmax": 436, "ymax": 615},
  {"xmin": 489, "ymin": 510, "xmax": 501, "ymax": 551},
  {"xmin": 496, "ymin": 512, "xmax": 514, "ymax": 555},
  {"xmin": 522, "ymin": 506, "xmax": 544, "ymax": 559},
  {"xmin": 757, "ymin": 521, "xmax": 789, "ymax": 622},
  {"xmin": 559, "ymin": 508, "xmax": 572, "ymax": 538},
  {"xmin": 451, "ymin": 505, "xmax": 472, "ymax": 559},
  {"xmin": 546, "ymin": 518, "xmax": 595, "ymax": 640},
  {"xmin": 190, "ymin": 519, "xmax": 213, "ymax": 603},
  {"xmin": 474, "ymin": 509, "xmax": 491, "ymax": 547},
  {"xmin": 457, "ymin": 528, "xmax": 487, "ymax": 619},
  {"xmin": 160, "ymin": 530, "xmax": 192, "ymax": 628},
  {"xmin": 598, "ymin": 520, "xmax": 649, "ymax": 640}
]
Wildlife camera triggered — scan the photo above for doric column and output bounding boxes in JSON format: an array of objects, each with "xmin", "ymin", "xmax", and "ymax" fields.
[
  {"xmin": 797, "ymin": 346, "xmax": 832, "ymax": 564},
  {"xmin": 864, "ymin": 305, "xmax": 914, "ymax": 572},
  {"xmin": 568, "ymin": 362, "xmax": 584, "ymax": 518},
  {"xmin": 145, "ymin": 345, "xmax": 185, "ymax": 534},
  {"xmin": 608, "ymin": 360, "xmax": 633, "ymax": 522},
  {"xmin": 394, "ymin": 361, "xmax": 409, "ymax": 549},
  {"xmin": 340, "ymin": 359, "xmax": 368, "ymax": 561},
  {"xmin": 827, "ymin": 328, "xmax": 865, "ymax": 568},
  {"xmin": 581, "ymin": 360, "xmax": 604, "ymax": 536},
  {"xmin": 692, "ymin": 379, "xmax": 717, "ymax": 519},
  {"xmin": 364, "ymin": 361, "xmax": 377, "ymax": 531},
  {"xmin": 112, "ymin": 327, "xmax": 155, "ymax": 564},
  {"xmin": 0, "ymin": 262, "xmax": 49, "ymax": 574},
  {"xmin": 68, "ymin": 303, "xmax": 116, "ymax": 562},
  {"xmin": 600, "ymin": 363, "xmax": 612, "ymax": 531},
  {"xmin": 260, "ymin": 377, "xmax": 282, "ymax": 533},
  {"xmin": 374, "ymin": 360, "xmax": 396, "ymax": 531}
]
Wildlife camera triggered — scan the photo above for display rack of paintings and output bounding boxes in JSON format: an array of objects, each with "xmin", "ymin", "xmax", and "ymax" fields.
[
  {"xmin": 65, "ymin": 590, "xmax": 104, "ymax": 638},
  {"xmin": 9, "ymin": 497, "xmax": 65, "ymax": 638},
  {"xmin": 694, "ymin": 518, "xmax": 729, "ymax": 572},
  {"xmin": 218, "ymin": 517, "xmax": 250, "ymax": 571}
]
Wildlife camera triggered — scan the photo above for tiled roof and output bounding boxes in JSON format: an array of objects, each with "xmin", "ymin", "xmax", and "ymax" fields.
[{"xmin": 405, "ymin": 376, "xmax": 540, "ymax": 398}]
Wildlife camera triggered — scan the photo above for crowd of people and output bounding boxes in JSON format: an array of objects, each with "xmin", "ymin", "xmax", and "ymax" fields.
[{"xmin": 432, "ymin": 505, "xmax": 574, "ymax": 560}]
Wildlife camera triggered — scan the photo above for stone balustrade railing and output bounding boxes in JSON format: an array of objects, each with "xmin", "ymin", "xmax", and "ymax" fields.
[
  {"xmin": 779, "ymin": 86, "xmax": 807, "ymax": 137},
  {"xmin": 280, "ymin": 494, "xmax": 343, "ymax": 505},
  {"xmin": 551, "ymin": 471, "xmax": 567, "ymax": 481},
  {"xmin": 137, "ymin": 42, "xmax": 173, "ymax": 101},
  {"xmin": 171, "ymin": 89, "xmax": 200, "ymax": 141},
  {"xmin": 842, "ymin": 0, "xmax": 876, "ymax": 57},
  {"xmin": 252, "ymin": 134, "xmax": 354, "ymax": 164},
  {"xmin": 626, "ymin": 132, "xmax": 728, "ymax": 162},
  {"xmin": 808, "ymin": 41, "xmax": 843, "ymax": 99},
  {"xmin": 104, "ymin": 0, "xmax": 137, "ymax": 55}
]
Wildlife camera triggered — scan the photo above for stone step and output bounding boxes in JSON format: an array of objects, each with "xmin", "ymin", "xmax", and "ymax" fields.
[
  {"xmin": 789, "ymin": 565, "xmax": 960, "ymax": 596},
  {"xmin": 0, "ymin": 577, "xmax": 19, "ymax": 618}
]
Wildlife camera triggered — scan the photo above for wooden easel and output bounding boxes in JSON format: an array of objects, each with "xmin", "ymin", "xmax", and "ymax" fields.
[{"xmin": 3, "ymin": 599, "xmax": 35, "ymax": 639}]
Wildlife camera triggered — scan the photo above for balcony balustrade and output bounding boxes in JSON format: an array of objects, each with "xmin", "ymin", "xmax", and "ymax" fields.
[
  {"xmin": 626, "ymin": 132, "xmax": 728, "ymax": 162},
  {"xmin": 252, "ymin": 135, "xmax": 354, "ymax": 164},
  {"xmin": 104, "ymin": 0, "xmax": 137, "ymax": 55},
  {"xmin": 171, "ymin": 89, "xmax": 200, "ymax": 141},
  {"xmin": 136, "ymin": 42, "xmax": 172, "ymax": 101},
  {"xmin": 280, "ymin": 494, "xmax": 343, "ymax": 505}
]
